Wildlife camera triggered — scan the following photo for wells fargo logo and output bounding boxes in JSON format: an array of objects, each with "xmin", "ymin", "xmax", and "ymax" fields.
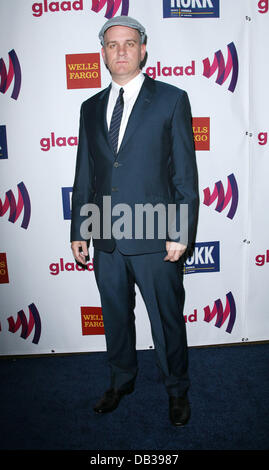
[
  {"xmin": 192, "ymin": 117, "xmax": 210, "ymax": 151},
  {"xmin": 81, "ymin": 306, "xmax": 104, "ymax": 335},
  {"xmin": 203, "ymin": 173, "xmax": 239, "ymax": 220},
  {"xmin": 0, "ymin": 182, "xmax": 31, "ymax": 229},
  {"xmin": 0, "ymin": 303, "xmax": 42, "ymax": 344},
  {"xmin": 203, "ymin": 42, "xmax": 239, "ymax": 93},
  {"xmin": 0, "ymin": 253, "xmax": 9, "ymax": 284},
  {"xmin": 65, "ymin": 53, "xmax": 101, "ymax": 89},
  {"xmin": 0, "ymin": 49, "xmax": 22, "ymax": 100},
  {"xmin": 91, "ymin": 0, "xmax": 129, "ymax": 18}
]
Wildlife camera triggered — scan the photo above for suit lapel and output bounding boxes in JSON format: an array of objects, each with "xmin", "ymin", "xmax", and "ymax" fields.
[
  {"xmin": 96, "ymin": 83, "xmax": 115, "ymax": 155},
  {"xmin": 118, "ymin": 75, "xmax": 154, "ymax": 155}
]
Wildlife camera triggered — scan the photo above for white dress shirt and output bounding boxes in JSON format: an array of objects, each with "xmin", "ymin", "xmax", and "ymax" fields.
[{"xmin": 107, "ymin": 72, "xmax": 145, "ymax": 152}]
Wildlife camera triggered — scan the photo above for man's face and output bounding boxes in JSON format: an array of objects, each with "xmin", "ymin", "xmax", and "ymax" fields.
[{"xmin": 101, "ymin": 25, "xmax": 146, "ymax": 84}]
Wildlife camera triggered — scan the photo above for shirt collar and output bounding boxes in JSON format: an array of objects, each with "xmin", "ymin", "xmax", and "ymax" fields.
[{"xmin": 111, "ymin": 72, "xmax": 145, "ymax": 100}]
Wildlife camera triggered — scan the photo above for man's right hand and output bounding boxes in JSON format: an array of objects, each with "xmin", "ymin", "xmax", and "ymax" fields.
[{"xmin": 71, "ymin": 241, "xmax": 89, "ymax": 265}]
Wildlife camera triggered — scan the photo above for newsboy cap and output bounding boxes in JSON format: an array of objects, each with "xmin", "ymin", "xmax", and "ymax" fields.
[{"xmin": 98, "ymin": 15, "xmax": 146, "ymax": 45}]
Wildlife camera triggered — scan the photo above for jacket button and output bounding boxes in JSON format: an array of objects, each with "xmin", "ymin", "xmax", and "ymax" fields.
[
  {"xmin": 113, "ymin": 162, "xmax": 121, "ymax": 168},
  {"xmin": 111, "ymin": 187, "xmax": 118, "ymax": 192}
]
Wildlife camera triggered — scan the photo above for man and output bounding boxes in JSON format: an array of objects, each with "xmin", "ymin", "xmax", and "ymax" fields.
[{"xmin": 71, "ymin": 16, "xmax": 199, "ymax": 426}]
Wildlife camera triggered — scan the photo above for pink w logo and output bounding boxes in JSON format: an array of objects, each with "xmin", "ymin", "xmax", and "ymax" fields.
[
  {"xmin": 7, "ymin": 303, "xmax": 42, "ymax": 344},
  {"xmin": 203, "ymin": 173, "xmax": 239, "ymax": 220},
  {"xmin": 204, "ymin": 292, "xmax": 236, "ymax": 334},
  {"xmin": 203, "ymin": 42, "xmax": 239, "ymax": 93},
  {"xmin": 0, "ymin": 182, "xmax": 31, "ymax": 229},
  {"xmin": 0, "ymin": 49, "xmax": 22, "ymax": 100},
  {"xmin": 91, "ymin": 0, "xmax": 129, "ymax": 18}
]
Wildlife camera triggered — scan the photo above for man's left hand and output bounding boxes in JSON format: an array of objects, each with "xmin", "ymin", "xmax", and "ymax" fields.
[{"xmin": 164, "ymin": 241, "xmax": 187, "ymax": 262}]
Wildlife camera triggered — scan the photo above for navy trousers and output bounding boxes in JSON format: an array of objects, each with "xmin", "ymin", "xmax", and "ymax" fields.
[{"xmin": 93, "ymin": 246, "xmax": 190, "ymax": 397}]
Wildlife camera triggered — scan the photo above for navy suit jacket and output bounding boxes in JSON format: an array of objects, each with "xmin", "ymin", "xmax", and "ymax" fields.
[{"xmin": 70, "ymin": 74, "xmax": 199, "ymax": 255}]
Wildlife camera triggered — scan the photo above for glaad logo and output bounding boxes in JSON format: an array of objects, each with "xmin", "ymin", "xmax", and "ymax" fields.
[
  {"xmin": 0, "ymin": 49, "xmax": 22, "ymax": 100},
  {"xmin": 146, "ymin": 43, "xmax": 238, "ymax": 94},
  {"xmin": 49, "ymin": 257, "xmax": 94, "ymax": 274},
  {"xmin": 0, "ymin": 125, "xmax": 8, "ymax": 159},
  {"xmin": 258, "ymin": 132, "xmax": 267, "ymax": 145},
  {"xmin": 32, "ymin": 0, "xmax": 83, "ymax": 17},
  {"xmin": 203, "ymin": 42, "xmax": 239, "ymax": 93},
  {"xmin": 7, "ymin": 303, "xmax": 42, "ymax": 344},
  {"xmin": 40, "ymin": 132, "xmax": 78, "ymax": 151},
  {"xmin": 0, "ymin": 182, "xmax": 31, "ymax": 229},
  {"xmin": 146, "ymin": 60, "xmax": 195, "ymax": 80},
  {"xmin": 163, "ymin": 0, "xmax": 220, "ymax": 18},
  {"xmin": 91, "ymin": 0, "xmax": 129, "ymax": 18},
  {"xmin": 203, "ymin": 173, "xmax": 238, "ymax": 220},
  {"xmin": 255, "ymin": 249, "xmax": 269, "ymax": 266},
  {"xmin": 203, "ymin": 291, "xmax": 236, "ymax": 334},
  {"xmin": 258, "ymin": 0, "xmax": 268, "ymax": 13},
  {"xmin": 31, "ymin": 0, "xmax": 129, "ymax": 18},
  {"xmin": 184, "ymin": 241, "xmax": 220, "ymax": 275}
]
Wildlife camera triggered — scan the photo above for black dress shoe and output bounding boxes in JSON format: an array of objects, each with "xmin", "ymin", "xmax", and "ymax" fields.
[
  {"xmin": 169, "ymin": 395, "xmax": 190, "ymax": 426},
  {"xmin": 93, "ymin": 386, "xmax": 134, "ymax": 414}
]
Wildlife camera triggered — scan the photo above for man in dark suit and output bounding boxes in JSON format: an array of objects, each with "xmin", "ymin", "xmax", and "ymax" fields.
[{"xmin": 71, "ymin": 16, "xmax": 199, "ymax": 426}]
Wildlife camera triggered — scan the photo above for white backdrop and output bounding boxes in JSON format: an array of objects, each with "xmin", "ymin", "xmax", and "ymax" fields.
[{"xmin": 1, "ymin": 0, "xmax": 268, "ymax": 355}]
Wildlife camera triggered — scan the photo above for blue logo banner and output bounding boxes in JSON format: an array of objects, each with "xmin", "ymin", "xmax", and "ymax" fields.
[
  {"xmin": 163, "ymin": 0, "xmax": 220, "ymax": 18},
  {"xmin": 184, "ymin": 241, "xmax": 220, "ymax": 274},
  {"xmin": 0, "ymin": 125, "xmax": 8, "ymax": 159}
]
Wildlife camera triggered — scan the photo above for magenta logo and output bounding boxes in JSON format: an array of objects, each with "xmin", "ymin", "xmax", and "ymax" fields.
[
  {"xmin": 91, "ymin": 0, "xmax": 129, "ymax": 18},
  {"xmin": 203, "ymin": 42, "xmax": 239, "ymax": 93},
  {"xmin": 0, "ymin": 49, "xmax": 22, "ymax": 100},
  {"xmin": 0, "ymin": 182, "xmax": 31, "ymax": 229},
  {"xmin": 204, "ymin": 291, "xmax": 236, "ymax": 334},
  {"xmin": 203, "ymin": 173, "xmax": 239, "ymax": 220},
  {"xmin": 7, "ymin": 303, "xmax": 41, "ymax": 344},
  {"xmin": 258, "ymin": 0, "xmax": 268, "ymax": 13}
]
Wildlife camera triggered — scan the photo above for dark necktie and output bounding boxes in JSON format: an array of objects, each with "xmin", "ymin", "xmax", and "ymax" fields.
[{"xmin": 109, "ymin": 87, "xmax": 124, "ymax": 154}]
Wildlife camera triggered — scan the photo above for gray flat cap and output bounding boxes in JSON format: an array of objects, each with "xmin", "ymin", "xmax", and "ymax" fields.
[{"xmin": 99, "ymin": 16, "xmax": 146, "ymax": 45}]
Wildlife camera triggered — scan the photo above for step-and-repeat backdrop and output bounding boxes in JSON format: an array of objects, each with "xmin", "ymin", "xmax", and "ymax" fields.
[{"xmin": 1, "ymin": 0, "xmax": 268, "ymax": 355}]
